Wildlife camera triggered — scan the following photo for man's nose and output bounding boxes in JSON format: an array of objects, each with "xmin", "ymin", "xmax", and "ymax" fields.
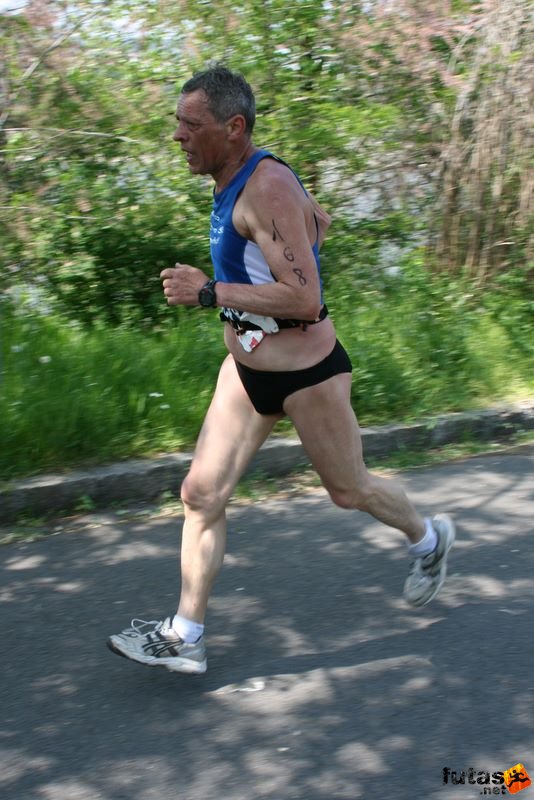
[{"xmin": 173, "ymin": 122, "xmax": 186, "ymax": 142}]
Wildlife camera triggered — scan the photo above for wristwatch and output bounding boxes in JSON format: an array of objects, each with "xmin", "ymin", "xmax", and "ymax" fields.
[{"xmin": 198, "ymin": 279, "xmax": 218, "ymax": 308}]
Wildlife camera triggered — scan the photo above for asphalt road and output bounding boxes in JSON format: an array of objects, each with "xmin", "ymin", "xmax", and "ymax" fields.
[{"xmin": 1, "ymin": 449, "xmax": 533, "ymax": 800}]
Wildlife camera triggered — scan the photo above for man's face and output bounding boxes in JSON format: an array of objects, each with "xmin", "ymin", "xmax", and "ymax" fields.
[{"xmin": 173, "ymin": 89, "xmax": 228, "ymax": 176}]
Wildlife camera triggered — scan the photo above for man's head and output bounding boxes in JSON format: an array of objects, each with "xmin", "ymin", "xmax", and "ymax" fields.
[
  {"xmin": 181, "ymin": 65, "xmax": 256, "ymax": 135},
  {"xmin": 174, "ymin": 65, "xmax": 256, "ymax": 179}
]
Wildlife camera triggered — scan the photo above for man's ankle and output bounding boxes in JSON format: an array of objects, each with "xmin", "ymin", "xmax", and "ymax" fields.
[
  {"xmin": 172, "ymin": 614, "xmax": 205, "ymax": 643},
  {"xmin": 408, "ymin": 518, "xmax": 437, "ymax": 557}
]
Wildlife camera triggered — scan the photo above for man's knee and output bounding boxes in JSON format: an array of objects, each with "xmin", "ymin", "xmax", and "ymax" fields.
[
  {"xmin": 328, "ymin": 477, "xmax": 377, "ymax": 512},
  {"xmin": 180, "ymin": 473, "xmax": 225, "ymax": 515}
]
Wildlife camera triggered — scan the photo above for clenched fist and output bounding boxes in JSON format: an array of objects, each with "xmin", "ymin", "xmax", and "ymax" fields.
[{"xmin": 160, "ymin": 264, "xmax": 210, "ymax": 306}]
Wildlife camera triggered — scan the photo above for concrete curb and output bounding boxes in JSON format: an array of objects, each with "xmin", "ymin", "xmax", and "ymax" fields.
[{"xmin": 1, "ymin": 403, "xmax": 533, "ymax": 524}]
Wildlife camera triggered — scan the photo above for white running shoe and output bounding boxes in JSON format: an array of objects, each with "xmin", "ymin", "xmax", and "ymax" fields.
[
  {"xmin": 404, "ymin": 514, "xmax": 456, "ymax": 607},
  {"xmin": 107, "ymin": 617, "xmax": 207, "ymax": 674}
]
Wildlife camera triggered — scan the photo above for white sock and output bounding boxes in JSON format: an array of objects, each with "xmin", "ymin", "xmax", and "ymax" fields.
[
  {"xmin": 408, "ymin": 518, "xmax": 437, "ymax": 558},
  {"xmin": 171, "ymin": 614, "xmax": 205, "ymax": 643}
]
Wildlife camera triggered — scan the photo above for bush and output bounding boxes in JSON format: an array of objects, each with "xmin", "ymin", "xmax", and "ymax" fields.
[
  {"xmin": 0, "ymin": 297, "xmax": 225, "ymax": 479},
  {"xmin": 1, "ymin": 259, "xmax": 532, "ymax": 480}
]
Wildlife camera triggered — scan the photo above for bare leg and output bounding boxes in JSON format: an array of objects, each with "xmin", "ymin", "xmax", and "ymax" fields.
[
  {"xmin": 284, "ymin": 373, "xmax": 425, "ymax": 542},
  {"xmin": 178, "ymin": 355, "xmax": 282, "ymax": 623}
]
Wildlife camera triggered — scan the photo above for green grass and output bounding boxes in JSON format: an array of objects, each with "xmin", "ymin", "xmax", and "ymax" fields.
[
  {"xmin": 1, "ymin": 267, "xmax": 532, "ymax": 481},
  {"xmin": 331, "ymin": 266, "xmax": 534, "ymax": 423},
  {"xmin": 0, "ymin": 307, "xmax": 226, "ymax": 479}
]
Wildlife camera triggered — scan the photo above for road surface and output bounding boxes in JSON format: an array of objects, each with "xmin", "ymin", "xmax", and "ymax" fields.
[{"xmin": 1, "ymin": 449, "xmax": 533, "ymax": 800}]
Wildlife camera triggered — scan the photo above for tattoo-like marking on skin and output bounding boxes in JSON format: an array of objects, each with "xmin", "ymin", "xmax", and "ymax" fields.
[
  {"xmin": 293, "ymin": 268, "xmax": 307, "ymax": 286},
  {"xmin": 273, "ymin": 219, "xmax": 299, "ymax": 268},
  {"xmin": 272, "ymin": 219, "xmax": 285, "ymax": 242}
]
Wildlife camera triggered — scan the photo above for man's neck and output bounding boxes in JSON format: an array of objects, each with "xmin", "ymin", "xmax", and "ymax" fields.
[{"xmin": 214, "ymin": 142, "xmax": 258, "ymax": 192}]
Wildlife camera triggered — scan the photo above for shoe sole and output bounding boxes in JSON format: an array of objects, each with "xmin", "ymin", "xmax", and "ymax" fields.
[
  {"xmin": 106, "ymin": 638, "xmax": 207, "ymax": 675},
  {"xmin": 417, "ymin": 513, "xmax": 456, "ymax": 606}
]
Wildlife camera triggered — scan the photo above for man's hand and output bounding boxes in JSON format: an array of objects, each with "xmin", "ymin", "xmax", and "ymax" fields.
[{"xmin": 160, "ymin": 264, "xmax": 210, "ymax": 306}]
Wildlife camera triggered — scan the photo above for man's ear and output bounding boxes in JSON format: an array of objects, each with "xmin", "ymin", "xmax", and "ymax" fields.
[{"xmin": 226, "ymin": 114, "xmax": 247, "ymax": 140}]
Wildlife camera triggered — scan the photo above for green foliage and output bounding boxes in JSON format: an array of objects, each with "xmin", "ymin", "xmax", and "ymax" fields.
[
  {"xmin": 1, "ymin": 262, "xmax": 532, "ymax": 480},
  {"xmin": 1, "ymin": 0, "xmax": 532, "ymax": 481},
  {"xmin": 0, "ymin": 0, "xmax": 458, "ymax": 320},
  {"xmin": 5, "ymin": 0, "xmax": 528, "ymax": 327},
  {"xmin": 330, "ymin": 255, "xmax": 534, "ymax": 423},
  {"xmin": 482, "ymin": 266, "xmax": 534, "ymax": 357},
  {"xmin": 0, "ymin": 296, "xmax": 227, "ymax": 479},
  {"xmin": 33, "ymin": 162, "xmax": 211, "ymax": 326}
]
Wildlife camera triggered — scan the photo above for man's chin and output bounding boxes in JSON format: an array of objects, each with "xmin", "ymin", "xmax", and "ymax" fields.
[
  {"xmin": 186, "ymin": 161, "xmax": 203, "ymax": 174},
  {"xmin": 189, "ymin": 165, "xmax": 210, "ymax": 177}
]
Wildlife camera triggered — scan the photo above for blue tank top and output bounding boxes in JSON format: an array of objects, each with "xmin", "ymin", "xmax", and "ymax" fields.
[{"xmin": 210, "ymin": 150, "xmax": 322, "ymax": 289}]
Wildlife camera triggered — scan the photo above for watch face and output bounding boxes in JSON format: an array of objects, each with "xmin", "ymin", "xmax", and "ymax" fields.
[{"xmin": 199, "ymin": 282, "xmax": 216, "ymax": 307}]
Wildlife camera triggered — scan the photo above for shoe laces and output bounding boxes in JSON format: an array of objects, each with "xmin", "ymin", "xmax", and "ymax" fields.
[{"xmin": 122, "ymin": 618, "xmax": 164, "ymax": 638}]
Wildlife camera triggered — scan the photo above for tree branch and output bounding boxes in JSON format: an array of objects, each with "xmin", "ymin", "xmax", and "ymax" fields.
[{"xmin": 0, "ymin": 9, "xmax": 100, "ymax": 131}]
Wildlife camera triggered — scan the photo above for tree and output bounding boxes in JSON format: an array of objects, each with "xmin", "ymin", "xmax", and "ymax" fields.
[
  {"xmin": 2, "ymin": 0, "xmax": 530, "ymax": 329},
  {"xmin": 1, "ymin": 0, "xmax": 210, "ymax": 324},
  {"xmin": 435, "ymin": 0, "xmax": 534, "ymax": 280}
]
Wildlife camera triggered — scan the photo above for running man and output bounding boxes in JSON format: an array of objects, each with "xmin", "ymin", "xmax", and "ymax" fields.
[{"xmin": 107, "ymin": 65, "xmax": 455, "ymax": 675}]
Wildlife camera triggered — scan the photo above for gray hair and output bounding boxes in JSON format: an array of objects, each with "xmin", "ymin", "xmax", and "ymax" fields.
[{"xmin": 181, "ymin": 65, "xmax": 256, "ymax": 134}]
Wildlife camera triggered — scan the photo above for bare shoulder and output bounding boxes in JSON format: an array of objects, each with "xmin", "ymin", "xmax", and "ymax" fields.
[
  {"xmin": 234, "ymin": 156, "xmax": 310, "ymax": 240},
  {"xmin": 247, "ymin": 156, "xmax": 306, "ymax": 206}
]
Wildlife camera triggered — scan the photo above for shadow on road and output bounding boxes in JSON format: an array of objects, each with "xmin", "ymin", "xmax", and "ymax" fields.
[{"xmin": 1, "ymin": 451, "xmax": 533, "ymax": 800}]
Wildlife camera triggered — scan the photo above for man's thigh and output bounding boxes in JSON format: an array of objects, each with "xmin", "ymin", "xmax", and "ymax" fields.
[
  {"xmin": 186, "ymin": 355, "xmax": 282, "ymax": 502},
  {"xmin": 283, "ymin": 372, "xmax": 367, "ymax": 494}
]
